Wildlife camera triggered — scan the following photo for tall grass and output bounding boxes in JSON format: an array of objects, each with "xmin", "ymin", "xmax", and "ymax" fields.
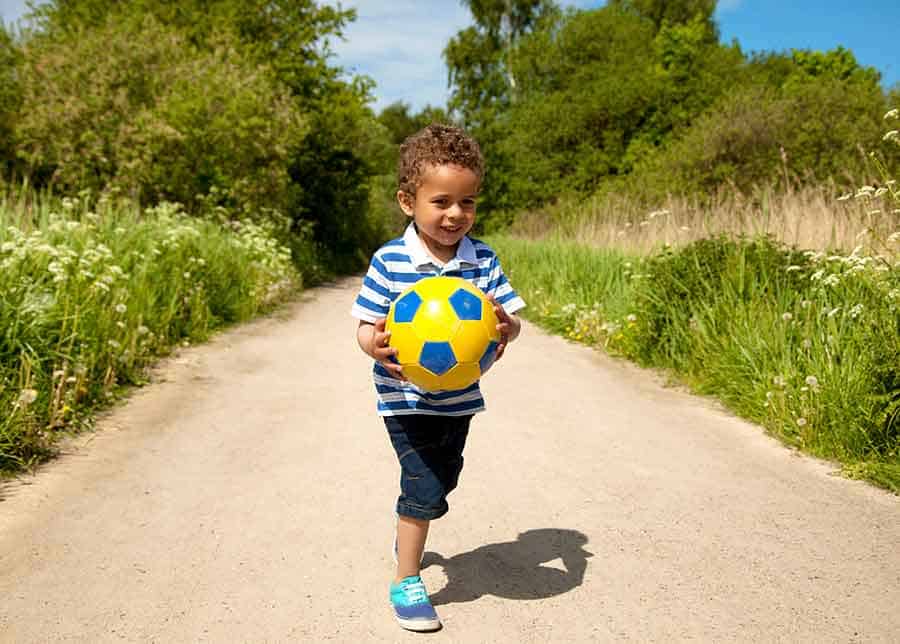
[
  {"xmin": 0, "ymin": 188, "xmax": 305, "ymax": 471},
  {"xmin": 510, "ymin": 181, "xmax": 899, "ymax": 255}
]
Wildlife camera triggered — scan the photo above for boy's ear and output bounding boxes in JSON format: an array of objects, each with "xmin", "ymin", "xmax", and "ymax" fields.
[{"xmin": 397, "ymin": 190, "xmax": 415, "ymax": 216}]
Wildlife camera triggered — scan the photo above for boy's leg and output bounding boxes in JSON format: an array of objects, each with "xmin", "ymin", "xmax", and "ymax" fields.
[{"xmin": 395, "ymin": 515, "xmax": 429, "ymax": 582}]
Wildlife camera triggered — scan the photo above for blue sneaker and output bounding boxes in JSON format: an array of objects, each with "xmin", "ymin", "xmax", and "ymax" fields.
[{"xmin": 389, "ymin": 576, "xmax": 441, "ymax": 631}]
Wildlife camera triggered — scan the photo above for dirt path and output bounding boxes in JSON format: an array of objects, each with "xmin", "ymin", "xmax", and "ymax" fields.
[{"xmin": 1, "ymin": 279, "xmax": 897, "ymax": 642}]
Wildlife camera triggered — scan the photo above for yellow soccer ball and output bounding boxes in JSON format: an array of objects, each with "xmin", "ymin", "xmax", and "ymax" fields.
[{"xmin": 386, "ymin": 276, "xmax": 501, "ymax": 392}]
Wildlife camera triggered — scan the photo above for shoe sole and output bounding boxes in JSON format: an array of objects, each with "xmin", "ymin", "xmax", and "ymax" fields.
[{"xmin": 395, "ymin": 614, "xmax": 441, "ymax": 632}]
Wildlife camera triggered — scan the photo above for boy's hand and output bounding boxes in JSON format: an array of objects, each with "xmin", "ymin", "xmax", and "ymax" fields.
[
  {"xmin": 367, "ymin": 318, "xmax": 406, "ymax": 380},
  {"xmin": 487, "ymin": 295, "xmax": 521, "ymax": 362}
]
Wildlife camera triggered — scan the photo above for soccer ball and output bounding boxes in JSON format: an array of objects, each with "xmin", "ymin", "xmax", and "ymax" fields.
[{"xmin": 386, "ymin": 276, "xmax": 501, "ymax": 392}]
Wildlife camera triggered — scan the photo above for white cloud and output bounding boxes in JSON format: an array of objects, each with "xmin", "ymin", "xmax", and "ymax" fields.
[{"xmin": 331, "ymin": 0, "xmax": 596, "ymax": 113}]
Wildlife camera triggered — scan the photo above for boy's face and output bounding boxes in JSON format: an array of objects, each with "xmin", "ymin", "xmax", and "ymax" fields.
[{"xmin": 397, "ymin": 163, "xmax": 479, "ymax": 264}]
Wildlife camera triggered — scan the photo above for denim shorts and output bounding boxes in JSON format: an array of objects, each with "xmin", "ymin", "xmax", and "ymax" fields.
[{"xmin": 384, "ymin": 414, "xmax": 473, "ymax": 521}]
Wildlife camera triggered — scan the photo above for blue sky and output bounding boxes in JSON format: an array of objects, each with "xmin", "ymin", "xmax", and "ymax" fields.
[{"xmin": 2, "ymin": 1, "xmax": 897, "ymax": 112}]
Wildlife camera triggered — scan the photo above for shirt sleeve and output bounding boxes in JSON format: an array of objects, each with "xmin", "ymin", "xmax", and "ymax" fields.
[
  {"xmin": 351, "ymin": 254, "xmax": 393, "ymax": 323},
  {"xmin": 486, "ymin": 255, "xmax": 526, "ymax": 315}
]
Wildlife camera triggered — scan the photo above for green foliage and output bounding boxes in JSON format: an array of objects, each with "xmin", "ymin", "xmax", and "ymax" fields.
[
  {"xmin": 607, "ymin": 0, "xmax": 717, "ymax": 34},
  {"xmin": 0, "ymin": 24, "xmax": 21, "ymax": 174},
  {"xmin": 0, "ymin": 193, "xmax": 305, "ymax": 471},
  {"xmin": 15, "ymin": 15, "xmax": 306, "ymax": 214},
  {"xmin": 444, "ymin": 0, "xmax": 559, "ymax": 128},
  {"xmin": 476, "ymin": 4, "xmax": 741, "ymax": 216},
  {"xmin": 11, "ymin": 0, "xmax": 392, "ymax": 271},
  {"xmin": 378, "ymin": 102, "xmax": 450, "ymax": 147},
  {"xmin": 629, "ymin": 64, "xmax": 887, "ymax": 198},
  {"xmin": 489, "ymin": 233, "xmax": 900, "ymax": 492}
]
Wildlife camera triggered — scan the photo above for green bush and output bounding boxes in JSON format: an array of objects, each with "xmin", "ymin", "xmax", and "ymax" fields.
[{"xmin": 14, "ymin": 15, "xmax": 306, "ymax": 215}]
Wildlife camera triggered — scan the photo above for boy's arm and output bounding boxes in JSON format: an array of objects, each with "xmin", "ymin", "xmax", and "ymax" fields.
[{"xmin": 357, "ymin": 319, "xmax": 405, "ymax": 379}]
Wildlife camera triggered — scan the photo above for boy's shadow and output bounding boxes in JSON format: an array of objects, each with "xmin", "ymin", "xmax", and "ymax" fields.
[{"xmin": 423, "ymin": 528, "xmax": 592, "ymax": 606}]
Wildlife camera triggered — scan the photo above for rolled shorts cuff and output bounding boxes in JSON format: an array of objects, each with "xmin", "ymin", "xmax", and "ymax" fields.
[{"xmin": 396, "ymin": 500, "xmax": 449, "ymax": 521}]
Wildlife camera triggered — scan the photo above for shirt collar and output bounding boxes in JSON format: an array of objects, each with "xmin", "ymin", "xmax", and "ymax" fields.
[{"xmin": 403, "ymin": 222, "xmax": 478, "ymax": 270}]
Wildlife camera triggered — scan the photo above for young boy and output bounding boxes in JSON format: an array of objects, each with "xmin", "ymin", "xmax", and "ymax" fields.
[{"xmin": 351, "ymin": 124, "xmax": 525, "ymax": 632}]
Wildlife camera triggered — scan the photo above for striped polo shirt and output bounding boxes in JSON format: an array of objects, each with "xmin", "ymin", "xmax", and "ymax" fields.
[{"xmin": 351, "ymin": 223, "xmax": 526, "ymax": 416}]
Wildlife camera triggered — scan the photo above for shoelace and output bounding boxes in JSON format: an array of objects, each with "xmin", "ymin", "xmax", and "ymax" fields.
[{"xmin": 401, "ymin": 580, "xmax": 428, "ymax": 605}]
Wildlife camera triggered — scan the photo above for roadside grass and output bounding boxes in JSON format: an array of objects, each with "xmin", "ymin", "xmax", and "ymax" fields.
[
  {"xmin": 487, "ymin": 233, "xmax": 900, "ymax": 493},
  {"xmin": 0, "ymin": 189, "xmax": 307, "ymax": 472},
  {"xmin": 510, "ymin": 181, "xmax": 899, "ymax": 256}
]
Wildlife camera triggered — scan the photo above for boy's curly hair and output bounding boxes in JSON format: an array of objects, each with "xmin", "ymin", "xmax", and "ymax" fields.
[{"xmin": 398, "ymin": 123, "xmax": 484, "ymax": 195}]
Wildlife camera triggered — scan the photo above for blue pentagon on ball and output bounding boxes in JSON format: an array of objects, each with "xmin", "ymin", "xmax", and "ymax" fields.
[
  {"xmin": 479, "ymin": 340, "xmax": 500, "ymax": 373},
  {"xmin": 419, "ymin": 341, "xmax": 457, "ymax": 375},
  {"xmin": 393, "ymin": 290, "xmax": 422, "ymax": 323},
  {"xmin": 449, "ymin": 288, "xmax": 483, "ymax": 321}
]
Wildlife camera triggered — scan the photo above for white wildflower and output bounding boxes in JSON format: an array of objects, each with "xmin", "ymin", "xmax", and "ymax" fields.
[
  {"xmin": 836, "ymin": 193, "xmax": 852, "ymax": 202},
  {"xmin": 65, "ymin": 376, "xmax": 77, "ymax": 384},
  {"xmin": 827, "ymin": 306, "xmax": 841, "ymax": 317},
  {"xmin": 786, "ymin": 265, "xmax": 803, "ymax": 272},
  {"xmin": 805, "ymin": 375, "xmax": 819, "ymax": 389},
  {"xmin": 796, "ymin": 417, "xmax": 807, "ymax": 427},
  {"xmin": 802, "ymin": 339, "xmax": 812, "ymax": 349},
  {"xmin": 773, "ymin": 375, "xmax": 786, "ymax": 387},
  {"xmin": 874, "ymin": 187, "xmax": 888, "ymax": 197},
  {"xmin": 16, "ymin": 389, "xmax": 39, "ymax": 408},
  {"xmin": 801, "ymin": 300, "xmax": 811, "ymax": 308},
  {"xmin": 883, "ymin": 130, "xmax": 899, "ymax": 142},
  {"xmin": 626, "ymin": 314, "xmax": 637, "ymax": 323},
  {"xmin": 137, "ymin": 325, "xmax": 150, "ymax": 336},
  {"xmin": 849, "ymin": 303, "xmax": 864, "ymax": 319},
  {"xmin": 115, "ymin": 303, "xmax": 127, "ymax": 314},
  {"xmin": 822, "ymin": 274, "xmax": 840, "ymax": 287},
  {"xmin": 885, "ymin": 108, "xmax": 899, "ymax": 120},
  {"xmin": 108, "ymin": 339, "xmax": 121, "ymax": 349},
  {"xmin": 52, "ymin": 370, "xmax": 65, "ymax": 379},
  {"xmin": 782, "ymin": 312, "xmax": 793, "ymax": 322}
]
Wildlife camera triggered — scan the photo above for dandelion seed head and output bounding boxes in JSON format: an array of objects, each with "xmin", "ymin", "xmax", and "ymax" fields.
[
  {"xmin": 16, "ymin": 389, "xmax": 38, "ymax": 407},
  {"xmin": 805, "ymin": 375, "xmax": 819, "ymax": 388},
  {"xmin": 782, "ymin": 312, "xmax": 793, "ymax": 322},
  {"xmin": 802, "ymin": 339, "xmax": 812, "ymax": 349},
  {"xmin": 796, "ymin": 417, "xmax": 807, "ymax": 427},
  {"xmin": 115, "ymin": 303, "xmax": 127, "ymax": 314}
]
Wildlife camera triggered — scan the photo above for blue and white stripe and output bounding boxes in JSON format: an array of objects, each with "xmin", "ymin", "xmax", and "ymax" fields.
[{"xmin": 352, "ymin": 223, "xmax": 525, "ymax": 416}]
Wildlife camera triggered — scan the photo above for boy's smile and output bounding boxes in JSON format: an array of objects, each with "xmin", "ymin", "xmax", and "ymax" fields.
[{"xmin": 398, "ymin": 164, "xmax": 479, "ymax": 265}]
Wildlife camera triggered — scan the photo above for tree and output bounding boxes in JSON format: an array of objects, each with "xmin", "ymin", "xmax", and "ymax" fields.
[
  {"xmin": 0, "ymin": 24, "xmax": 21, "ymax": 176},
  {"xmin": 444, "ymin": 0, "xmax": 559, "ymax": 127},
  {"xmin": 607, "ymin": 0, "xmax": 717, "ymax": 37}
]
